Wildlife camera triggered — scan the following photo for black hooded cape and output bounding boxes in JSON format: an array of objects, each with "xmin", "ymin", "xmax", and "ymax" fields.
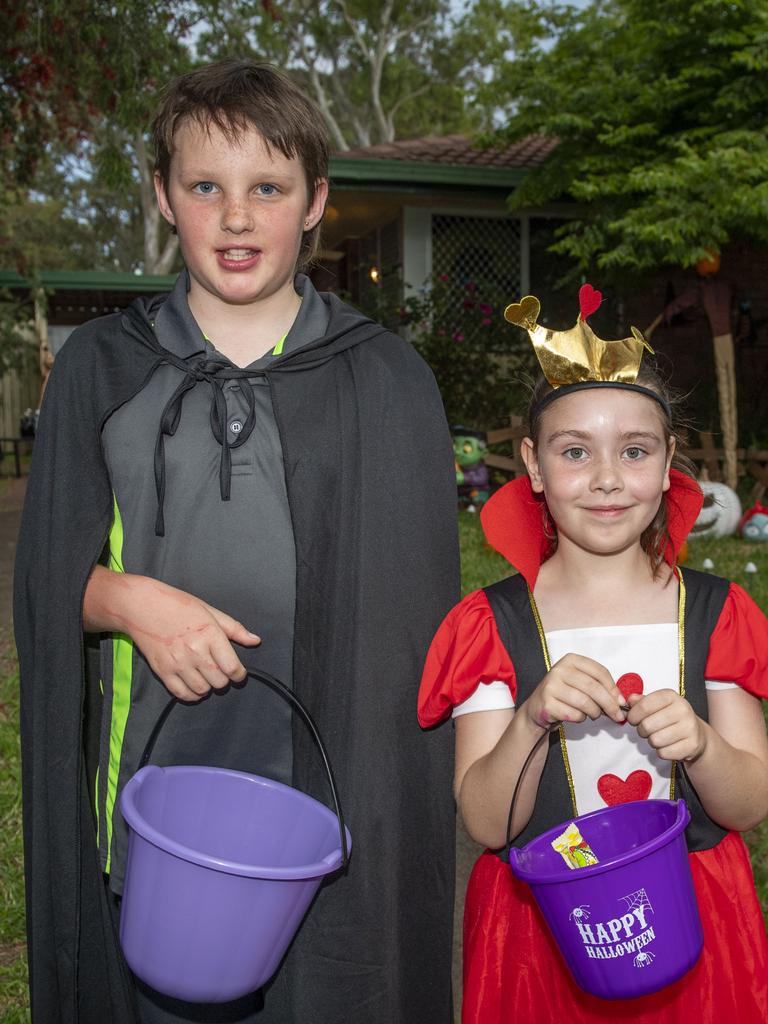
[{"xmin": 14, "ymin": 290, "xmax": 459, "ymax": 1023}]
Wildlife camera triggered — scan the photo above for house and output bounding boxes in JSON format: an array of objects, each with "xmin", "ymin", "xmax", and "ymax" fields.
[{"xmin": 319, "ymin": 133, "xmax": 559, "ymax": 313}]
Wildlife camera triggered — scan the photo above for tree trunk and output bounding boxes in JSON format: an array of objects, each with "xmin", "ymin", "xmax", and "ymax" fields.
[
  {"xmin": 712, "ymin": 332, "xmax": 738, "ymax": 489},
  {"xmin": 135, "ymin": 132, "xmax": 179, "ymax": 275}
]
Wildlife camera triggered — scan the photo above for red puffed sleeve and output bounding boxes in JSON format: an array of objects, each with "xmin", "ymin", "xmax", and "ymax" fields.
[
  {"xmin": 418, "ymin": 589, "xmax": 516, "ymax": 727},
  {"xmin": 705, "ymin": 582, "xmax": 768, "ymax": 699}
]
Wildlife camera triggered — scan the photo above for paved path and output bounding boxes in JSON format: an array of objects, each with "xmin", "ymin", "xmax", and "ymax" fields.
[
  {"xmin": 0, "ymin": 471, "xmax": 479, "ymax": 1019},
  {"xmin": 0, "ymin": 476, "xmax": 26, "ymax": 629}
]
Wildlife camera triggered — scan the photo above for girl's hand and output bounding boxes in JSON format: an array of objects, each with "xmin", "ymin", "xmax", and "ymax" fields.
[
  {"xmin": 525, "ymin": 653, "xmax": 625, "ymax": 729},
  {"xmin": 626, "ymin": 690, "xmax": 707, "ymax": 763}
]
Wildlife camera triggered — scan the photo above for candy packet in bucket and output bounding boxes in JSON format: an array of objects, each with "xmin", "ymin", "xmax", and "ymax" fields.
[{"xmin": 551, "ymin": 822, "xmax": 599, "ymax": 870}]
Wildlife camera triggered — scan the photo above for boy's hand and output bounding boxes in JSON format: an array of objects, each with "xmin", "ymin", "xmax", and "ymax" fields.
[
  {"xmin": 525, "ymin": 653, "xmax": 625, "ymax": 729},
  {"xmin": 625, "ymin": 691, "xmax": 707, "ymax": 763},
  {"xmin": 84, "ymin": 568, "xmax": 261, "ymax": 701}
]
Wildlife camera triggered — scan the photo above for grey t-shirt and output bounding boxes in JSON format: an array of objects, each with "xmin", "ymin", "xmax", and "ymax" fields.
[{"xmin": 97, "ymin": 272, "xmax": 330, "ymax": 890}]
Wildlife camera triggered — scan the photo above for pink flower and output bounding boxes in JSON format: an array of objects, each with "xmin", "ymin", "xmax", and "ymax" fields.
[
  {"xmin": 481, "ymin": 317, "xmax": 492, "ymax": 327},
  {"xmin": 465, "ymin": 281, "xmax": 477, "ymax": 293},
  {"xmin": 463, "ymin": 299, "xmax": 475, "ymax": 310},
  {"xmin": 479, "ymin": 303, "xmax": 493, "ymax": 314},
  {"xmin": 452, "ymin": 331, "xmax": 465, "ymax": 342},
  {"xmin": 439, "ymin": 273, "xmax": 450, "ymax": 282}
]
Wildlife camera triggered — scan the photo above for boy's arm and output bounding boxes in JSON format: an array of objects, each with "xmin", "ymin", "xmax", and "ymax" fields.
[{"xmin": 83, "ymin": 565, "xmax": 261, "ymax": 701}]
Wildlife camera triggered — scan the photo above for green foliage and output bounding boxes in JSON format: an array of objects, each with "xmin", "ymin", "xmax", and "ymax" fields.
[
  {"xmin": 1, "ymin": 3, "xmax": 193, "ymax": 275},
  {"xmin": 1, "ymin": 2, "xmax": 191, "ymax": 183},
  {"xmin": 357, "ymin": 272, "xmax": 537, "ymax": 428},
  {"xmin": 1, "ymin": 163, "xmax": 147, "ymax": 276},
  {"xmin": 482, "ymin": 0, "xmax": 768, "ymax": 273},
  {"xmin": 195, "ymin": 0, "xmax": 498, "ymax": 148},
  {"xmin": 0, "ymin": 292, "xmax": 37, "ymax": 378}
]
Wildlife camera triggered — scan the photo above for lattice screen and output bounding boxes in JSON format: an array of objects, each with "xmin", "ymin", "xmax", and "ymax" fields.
[{"xmin": 431, "ymin": 213, "xmax": 521, "ymax": 301}]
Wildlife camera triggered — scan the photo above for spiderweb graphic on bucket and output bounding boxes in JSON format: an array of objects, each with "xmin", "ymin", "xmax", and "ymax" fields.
[{"xmin": 620, "ymin": 889, "xmax": 654, "ymax": 917}]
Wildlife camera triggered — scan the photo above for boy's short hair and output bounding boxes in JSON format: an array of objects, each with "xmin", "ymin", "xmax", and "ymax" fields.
[{"xmin": 151, "ymin": 59, "xmax": 329, "ymax": 271}]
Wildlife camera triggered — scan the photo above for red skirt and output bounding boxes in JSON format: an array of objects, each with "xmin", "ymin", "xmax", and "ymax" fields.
[{"xmin": 463, "ymin": 831, "xmax": 768, "ymax": 1022}]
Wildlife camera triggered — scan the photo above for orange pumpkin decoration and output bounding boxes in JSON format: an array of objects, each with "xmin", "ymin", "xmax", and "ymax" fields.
[{"xmin": 695, "ymin": 250, "xmax": 721, "ymax": 277}]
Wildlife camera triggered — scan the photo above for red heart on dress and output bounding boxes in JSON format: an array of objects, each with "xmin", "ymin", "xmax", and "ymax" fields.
[
  {"xmin": 597, "ymin": 770, "xmax": 652, "ymax": 806},
  {"xmin": 578, "ymin": 283, "xmax": 602, "ymax": 320},
  {"xmin": 616, "ymin": 672, "xmax": 643, "ymax": 725}
]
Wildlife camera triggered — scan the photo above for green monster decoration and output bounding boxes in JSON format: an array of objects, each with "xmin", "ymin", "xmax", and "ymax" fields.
[{"xmin": 453, "ymin": 426, "xmax": 490, "ymax": 509}]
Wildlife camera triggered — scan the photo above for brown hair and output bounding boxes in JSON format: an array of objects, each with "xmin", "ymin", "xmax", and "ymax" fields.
[
  {"xmin": 527, "ymin": 364, "xmax": 697, "ymax": 577},
  {"xmin": 151, "ymin": 59, "xmax": 329, "ymax": 272}
]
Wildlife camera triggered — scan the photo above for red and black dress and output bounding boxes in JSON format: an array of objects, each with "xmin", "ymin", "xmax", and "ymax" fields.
[{"xmin": 419, "ymin": 472, "xmax": 768, "ymax": 1022}]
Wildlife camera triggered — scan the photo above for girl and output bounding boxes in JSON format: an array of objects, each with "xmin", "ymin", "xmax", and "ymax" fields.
[{"xmin": 419, "ymin": 289, "xmax": 768, "ymax": 1022}]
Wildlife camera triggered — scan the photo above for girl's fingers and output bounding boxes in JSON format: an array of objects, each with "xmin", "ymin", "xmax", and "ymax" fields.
[
  {"xmin": 626, "ymin": 689, "xmax": 678, "ymax": 728},
  {"xmin": 638, "ymin": 722, "xmax": 685, "ymax": 750},
  {"xmin": 540, "ymin": 698, "xmax": 589, "ymax": 726},
  {"xmin": 561, "ymin": 668, "xmax": 624, "ymax": 722},
  {"xmin": 554, "ymin": 656, "xmax": 623, "ymax": 721}
]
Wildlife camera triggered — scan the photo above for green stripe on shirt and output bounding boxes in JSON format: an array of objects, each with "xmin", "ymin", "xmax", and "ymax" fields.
[{"xmin": 103, "ymin": 493, "xmax": 134, "ymax": 874}]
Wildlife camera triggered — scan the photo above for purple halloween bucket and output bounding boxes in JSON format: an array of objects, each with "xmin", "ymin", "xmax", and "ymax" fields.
[
  {"xmin": 119, "ymin": 671, "xmax": 351, "ymax": 1003},
  {"xmin": 509, "ymin": 799, "xmax": 703, "ymax": 1000}
]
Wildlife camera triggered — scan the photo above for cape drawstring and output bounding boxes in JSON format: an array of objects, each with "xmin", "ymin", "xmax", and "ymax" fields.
[{"xmin": 153, "ymin": 353, "xmax": 261, "ymax": 536}]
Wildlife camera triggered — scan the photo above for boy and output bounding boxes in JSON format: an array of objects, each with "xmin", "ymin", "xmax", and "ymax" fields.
[{"xmin": 15, "ymin": 60, "xmax": 458, "ymax": 1024}]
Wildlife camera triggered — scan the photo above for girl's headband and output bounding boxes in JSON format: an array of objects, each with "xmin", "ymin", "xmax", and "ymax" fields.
[{"xmin": 504, "ymin": 284, "xmax": 671, "ymax": 420}]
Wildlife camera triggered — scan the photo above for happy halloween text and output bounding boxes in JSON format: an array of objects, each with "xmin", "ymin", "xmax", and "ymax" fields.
[{"xmin": 574, "ymin": 906, "xmax": 655, "ymax": 959}]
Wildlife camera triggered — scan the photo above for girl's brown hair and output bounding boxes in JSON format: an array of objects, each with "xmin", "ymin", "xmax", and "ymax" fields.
[
  {"xmin": 151, "ymin": 59, "xmax": 329, "ymax": 272},
  {"xmin": 527, "ymin": 365, "xmax": 697, "ymax": 577}
]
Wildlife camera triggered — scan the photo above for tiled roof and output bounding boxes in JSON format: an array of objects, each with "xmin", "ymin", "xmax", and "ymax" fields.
[{"xmin": 336, "ymin": 133, "xmax": 555, "ymax": 169}]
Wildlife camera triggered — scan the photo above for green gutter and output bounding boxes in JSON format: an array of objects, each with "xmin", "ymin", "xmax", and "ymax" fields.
[
  {"xmin": 0, "ymin": 270, "xmax": 176, "ymax": 292},
  {"xmin": 330, "ymin": 156, "xmax": 527, "ymax": 189}
]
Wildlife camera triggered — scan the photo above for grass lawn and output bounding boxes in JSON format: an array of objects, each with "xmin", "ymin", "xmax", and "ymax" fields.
[
  {"xmin": 0, "ymin": 632, "xmax": 28, "ymax": 1024},
  {"xmin": 0, "ymin": 519, "xmax": 766, "ymax": 1019}
]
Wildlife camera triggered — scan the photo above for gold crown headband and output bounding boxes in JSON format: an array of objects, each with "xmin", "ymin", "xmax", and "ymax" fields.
[{"xmin": 505, "ymin": 284, "xmax": 669, "ymax": 417}]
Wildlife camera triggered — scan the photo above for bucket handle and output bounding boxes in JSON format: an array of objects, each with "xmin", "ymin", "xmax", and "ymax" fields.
[
  {"xmin": 503, "ymin": 702, "xmax": 635, "ymax": 863},
  {"xmin": 137, "ymin": 669, "xmax": 350, "ymax": 869},
  {"xmin": 503, "ymin": 721, "xmax": 560, "ymax": 866}
]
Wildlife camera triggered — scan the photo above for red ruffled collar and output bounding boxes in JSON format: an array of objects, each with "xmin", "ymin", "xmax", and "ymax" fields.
[{"xmin": 479, "ymin": 469, "xmax": 703, "ymax": 589}]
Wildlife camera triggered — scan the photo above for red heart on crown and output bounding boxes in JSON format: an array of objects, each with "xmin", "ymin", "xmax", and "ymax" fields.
[
  {"xmin": 597, "ymin": 770, "xmax": 652, "ymax": 806},
  {"xmin": 616, "ymin": 672, "xmax": 643, "ymax": 726},
  {"xmin": 579, "ymin": 283, "xmax": 602, "ymax": 320}
]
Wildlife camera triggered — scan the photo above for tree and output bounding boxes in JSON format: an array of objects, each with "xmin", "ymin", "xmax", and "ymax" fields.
[
  {"xmin": 482, "ymin": 0, "xmax": 768, "ymax": 486},
  {"xmin": 74, "ymin": 2, "xmax": 196, "ymax": 274},
  {"xmin": 195, "ymin": 0, "xmax": 492, "ymax": 149},
  {"xmin": 1, "ymin": 2, "xmax": 194, "ymax": 277}
]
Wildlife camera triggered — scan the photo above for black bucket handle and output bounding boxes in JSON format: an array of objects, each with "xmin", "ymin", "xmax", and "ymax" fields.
[
  {"xmin": 138, "ymin": 669, "xmax": 350, "ymax": 869},
  {"xmin": 503, "ymin": 703, "xmax": 633, "ymax": 862},
  {"xmin": 503, "ymin": 722, "xmax": 558, "ymax": 865}
]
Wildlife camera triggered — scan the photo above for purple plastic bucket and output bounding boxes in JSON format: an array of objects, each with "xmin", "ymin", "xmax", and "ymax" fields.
[
  {"xmin": 508, "ymin": 800, "xmax": 702, "ymax": 1000},
  {"xmin": 118, "ymin": 670, "xmax": 352, "ymax": 1003}
]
